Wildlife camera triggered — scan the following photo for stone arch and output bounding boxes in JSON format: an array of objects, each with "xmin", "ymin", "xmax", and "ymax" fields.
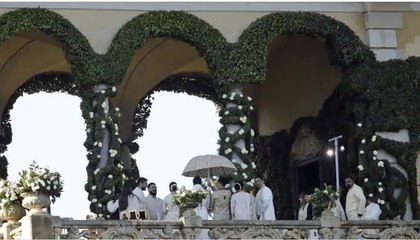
[
  {"xmin": 106, "ymin": 11, "xmax": 229, "ymax": 85},
  {"xmin": 232, "ymin": 11, "xmax": 376, "ymax": 83},
  {"xmin": 0, "ymin": 8, "xmax": 97, "ymax": 82}
]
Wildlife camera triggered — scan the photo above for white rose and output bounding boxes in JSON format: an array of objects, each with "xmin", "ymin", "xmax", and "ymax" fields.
[
  {"xmin": 359, "ymin": 150, "xmax": 365, "ymax": 154},
  {"xmin": 100, "ymin": 90, "xmax": 105, "ymax": 94},
  {"xmin": 239, "ymin": 93, "xmax": 243, "ymax": 97},
  {"xmin": 222, "ymin": 94, "xmax": 227, "ymax": 99},
  {"xmin": 108, "ymin": 175, "xmax": 113, "ymax": 179},
  {"xmin": 373, "ymin": 156, "xmax": 377, "ymax": 160},
  {"xmin": 94, "ymin": 142, "xmax": 98, "ymax": 146},
  {"xmin": 369, "ymin": 193, "xmax": 373, "ymax": 197},
  {"xmin": 101, "ymin": 125, "xmax": 106, "ymax": 129},
  {"xmin": 364, "ymin": 178, "xmax": 368, "ymax": 182},
  {"xmin": 224, "ymin": 111, "xmax": 229, "ymax": 115},
  {"xmin": 361, "ymin": 139, "xmax": 366, "ymax": 144},
  {"xmin": 371, "ymin": 135, "xmax": 377, "ymax": 142},
  {"xmin": 46, "ymin": 186, "xmax": 51, "ymax": 191},
  {"xmin": 323, "ymin": 190, "xmax": 328, "ymax": 194},
  {"xmin": 238, "ymin": 129, "xmax": 245, "ymax": 135},
  {"xmin": 241, "ymin": 149, "xmax": 248, "ymax": 154},
  {"xmin": 53, "ymin": 185, "xmax": 57, "ymax": 190},
  {"xmin": 101, "ymin": 102, "xmax": 107, "ymax": 108},
  {"xmin": 238, "ymin": 106, "xmax": 243, "ymax": 110},
  {"xmin": 378, "ymin": 161, "xmax": 384, "ymax": 167},
  {"xmin": 357, "ymin": 123, "xmax": 363, "ymax": 127},
  {"xmin": 378, "ymin": 187, "xmax": 384, "ymax": 193},
  {"xmin": 97, "ymin": 155, "xmax": 101, "ymax": 159},
  {"xmin": 98, "ymin": 203, "xmax": 103, "ymax": 208},
  {"xmin": 247, "ymin": 182, "xmax": 253, "ymax": 187},
  {"xmin": 247, "ymin": 96, "xmax": 252, "ymax": 101},
  {"xmin": 251, "ymin": 162, "xmax": 257, "ymax": 169},
  {"xmin": 234, "ymin": 172, "xmax": 238, "ymax": 175},
  {"xmin": 89, "ymin": 112, "xmax": 94, "ymax": 118},
  {"xmin": 118, "ymin": 138, "xmax": 122, "ymax": 143},
  {"xmin": 112, "ymin": 86, "xmax": 116, "ymax": 92},
  {"xmin": 251, "ymin": 129, "xmax": 255, "ymax": 137},
  {"xmin": 250, "ymin": 147, "xmax": 255, "ymax": 152},
  {"xmin": 86, "ymin": 128, "xmax": 91, "ymax": 133},
  {"xmin": 377, "ymin": 199, "xmax": 381, "ymax": 204},
  {"xmin": 225, "ymin": 137, "xmax": 230, "ymax": 142},
  {"xmin": 250, "ymin": 106, "xmax": 254, "ymax": 110},
  {"xmin": 92, "ymin": 185, "xmax": 96, "ymax": 190},
  {"xmin": 373, "ymin": 150, "xmax": 378, "ymax": 155},
  {"xmin": 241, "ymin": 163, "xmax": 248, "ymax": 169},
  {"xmin": 115, "ymin": 107, "xmax": 120, "ymax": 112},
  {"xmin": 378, "ymin": 182, "xmax": 382, "ymax": 186},
  {"xmin": 380, "ymin": 200, "xmax": 385, "ymax": 205},
  {"xmin": 358, "ymin": 165, "xmax": 364, "ymax": 171},
  {"xmin": 92, "ymin": 198, "xmax": 97, "ymax": 203},
  {"xmin": 98, "ymin": 142, "xmax": 103, "ymax": 147}
]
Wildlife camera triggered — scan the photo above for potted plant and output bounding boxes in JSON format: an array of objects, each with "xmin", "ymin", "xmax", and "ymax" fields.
[
  {"xmin": 16, "ymin": 161, "xmax": 63, "ymax": 215},
  {"xmin": 309, "ymin": 184, "xmax": 339, "ymax": 219},
  {"xmin": 0, "ymin": 179, "xmax": 25, "ymax": 222}
]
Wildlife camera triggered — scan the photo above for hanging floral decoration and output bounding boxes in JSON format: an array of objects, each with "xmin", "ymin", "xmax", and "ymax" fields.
[{"xmin": 218, "ymin": 90, "xmax": 256, "ymax": 189}]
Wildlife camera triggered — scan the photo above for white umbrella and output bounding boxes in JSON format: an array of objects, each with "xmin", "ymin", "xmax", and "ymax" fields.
[{"xmin": 182, "ymin": 154, "xmax": 237, "ymax": 178}]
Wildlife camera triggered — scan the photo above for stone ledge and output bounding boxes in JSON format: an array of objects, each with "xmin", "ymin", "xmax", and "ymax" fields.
[{"xmin": 365, "ymin": 12, "xmax": 403, "ymax": 29}]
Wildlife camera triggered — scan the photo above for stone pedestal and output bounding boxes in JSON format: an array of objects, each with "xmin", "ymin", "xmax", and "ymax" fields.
[
  {"xmin": 320, "ymin": 209, "xmax": 341, "ymax": 228},
  {"xmin": 21, "ymin": 214, "xmax": 54, "ymax": 239}
]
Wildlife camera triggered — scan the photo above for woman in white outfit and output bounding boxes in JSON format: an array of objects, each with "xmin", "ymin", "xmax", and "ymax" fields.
[
  {"xmin": 192, "ymin": 176, "xmax": 210, "ymax": 239},
  {"xmin": 163, "ymin": 182, "xmax": 180, "ymax": 221},
  {"xmin": 230, "ymin": 182, "xmax": 254, "ymax": 220}
]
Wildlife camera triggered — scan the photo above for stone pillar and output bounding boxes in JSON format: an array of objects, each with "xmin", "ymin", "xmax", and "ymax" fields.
[
  {"xmin": 93, "ymin": 84, "xmax": 111, "ymax": 169},
  {"xmin": 226, "ymin": 84, "xmax": 246, "ymax": 164},
  {"xmin": 20, "ymin": 214, "xmax": 53, "ymax": 239},
  {"xmin": 364, "ymin": 3, "xmax": 406, "ymax": 61}
]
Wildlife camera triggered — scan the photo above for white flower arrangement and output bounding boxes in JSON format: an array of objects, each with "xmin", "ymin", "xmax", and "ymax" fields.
[
  {"xmin": 239, "ymin": 116, "xmax": 247, "ymax": 123},
  {"xmin": 0, "ymin": 179, "xmax": 20, "ymax": 210},
  {"xmin": 16, "ymin": 161, "xmax": 63, "ymax": 203},
  {"xmin": 172, "ymin": 186, "xmax": 208, "ymax": 206}
]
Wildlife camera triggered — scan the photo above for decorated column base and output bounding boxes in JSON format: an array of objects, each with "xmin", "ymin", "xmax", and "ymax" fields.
[{"xmin": 20, "ymin": 214, "xmax": 54, "ymax": 239}]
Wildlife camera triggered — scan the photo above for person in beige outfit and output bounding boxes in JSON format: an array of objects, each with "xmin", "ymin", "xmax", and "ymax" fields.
[
  {"xmin": 209, "ymin": 177, "xmax": 231, "ymax": 220},
  {"xmin": 345, "ymin": 176, "xmax": 366, "ymax": 220}
]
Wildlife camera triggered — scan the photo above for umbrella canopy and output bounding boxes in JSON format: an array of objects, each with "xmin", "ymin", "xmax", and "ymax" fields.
[{"xmin": 182, "ymin": 154, "xmax": 237, "ymax": 178}]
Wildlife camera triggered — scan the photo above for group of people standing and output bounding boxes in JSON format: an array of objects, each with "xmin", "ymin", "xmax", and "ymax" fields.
[
  {"xmin": 298, "ymin": 175, "xmax": 382, "ymax": 221},
  {"xmin": 105, "ymin": 174, "xmax": 277, "ymax": 222}
]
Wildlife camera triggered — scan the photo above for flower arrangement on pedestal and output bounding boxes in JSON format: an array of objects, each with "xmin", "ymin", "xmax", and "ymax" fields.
[
  {"xmin": 16, "ymin": 161, "xmax": 63, "ymax": 214},
  {"xmin": 0, "ymin": 179, "xmax": 25, "ymax": 222},
  {"xmin": 309, "ymin": 184, "xmax": 339, "ymax": 219},
  {"xmin": 172, "ymin": 186, "xmax": 208, "ymax": 208}
]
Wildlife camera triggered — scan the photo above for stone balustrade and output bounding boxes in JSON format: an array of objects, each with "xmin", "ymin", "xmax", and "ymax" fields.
[{"xmin": 4, "ymin": 212, "xmax": 420, "ymax": 239}]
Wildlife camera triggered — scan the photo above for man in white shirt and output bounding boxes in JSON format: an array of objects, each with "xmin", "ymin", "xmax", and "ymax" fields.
[
  {"xmin": 145, "ymin": 182, "xmax": 164, "ymax": 220},
  {"xmin": 345, "ymin": 176, "xmax": 366, "ymax": 220},
  {"xmin": 132, "ymin": 177, "xmax": 148, "ymax": 203},
  {"xmin": 254, "ymin": 175, "xmax": 276, "ymax": 220}
]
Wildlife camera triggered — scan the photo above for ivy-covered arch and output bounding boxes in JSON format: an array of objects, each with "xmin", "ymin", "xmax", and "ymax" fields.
[
  {"xmin": 231, "ymin": 11, "xmax": 376, "ymax": 83},
  {"xmin": 0, "ymin": 8, "xmax": 98, "ymax": 84},
  {"xmin": 106, "ymin": 11, "xmax": 230, "ymax": 85}
]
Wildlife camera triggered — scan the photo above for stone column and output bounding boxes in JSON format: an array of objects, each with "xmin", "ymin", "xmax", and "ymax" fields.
[
  {"xmin": 93, "ymin": 84, "xmax": 110, "ymax": 169},
  {"xmin": 226, "ymin": 84, "xmax": 246, "ymax": 164},
  {"xmin": 364, "ymin": 3, "xmax": 406, "ymax": 61},
  {"xmin": 20, "ymin": 214, "xmax": 53, "ymax": 239}
]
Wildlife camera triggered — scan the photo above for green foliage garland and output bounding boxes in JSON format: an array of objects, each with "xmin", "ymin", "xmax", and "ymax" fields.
[
  {"xmin": 233, "ymin": 11, "xmax": 375, "ymax": 83},
  {"xmin": 0, "ymin": 8, "xmax": 98, "ymax": 84},
  {"xmin": 106, "ymin": 11, "xmax": 229, "ymax": 85},
  {"xmin": 82, "ymin": 86, "xmax": 124, "ymax": 218},
  {"xmin": 217, "ymin": 91, "xmax": 256, "ymax": 189}
]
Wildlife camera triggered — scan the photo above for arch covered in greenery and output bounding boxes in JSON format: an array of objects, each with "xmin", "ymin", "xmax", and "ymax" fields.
[
  {"xmin": 231, "ymin": 11, "xmax": 376, "ymax": 83},
  {"xmin": 0, "ymin": 8, "xmax": 98, "ymax": 84},
  {"xmin": 106, "ymin": 11, "xmax": 230, "ymax": 85}
]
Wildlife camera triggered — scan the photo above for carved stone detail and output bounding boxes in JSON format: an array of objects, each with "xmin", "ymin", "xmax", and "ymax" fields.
[
  {"xmin": 181, "ymin": 227, "xmax": 202, "ymax": 239},
  {"xmin": 209, "ymin": 228, "xmax": 246, "ymax": 239},
  {"xmin": 281, "ymin": 228, "xmax": 308, "ymax": 239},
  {"xmin": 241, "ymin": 227, "xmax": 282, "ymax": 239},
  {"xmin": 319, "ymin": 227, "xmax": 335, "ymax": 240},
  {"xmin": 21, "ymin": 193, "xmax": 51, "ymax": 215},
  {"xmin": 99, "ymin": 225, "xmax": 144, "ymax": 239},
  {"xmin": 380, "ymin": 226, "xmax": 420, "ymax": 239}
]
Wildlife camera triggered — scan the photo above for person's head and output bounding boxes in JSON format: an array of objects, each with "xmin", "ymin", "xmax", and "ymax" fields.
[
  {"xmin": 119, "ymin": 181, "xmax": 134, "ymax": 211},
  {"xmin": 169, "ymin": 182, "xmax": 178, "ymax": 192},
  {"xmin": 254, "ymin": 175, "xmax": 264, "ymax": 189},
  {"xmin": 137, "ymin": 177, "xmax": 148, "ymax": 191},
  {"xmin": 344, "ymin": 176, "xmax": 355, "ymax": 189},
  {"xmin": 299, "ymin": 191, "xmax": 311, "ymax": 205},
  {"xmin": 148, "ymin": 182, "xmax": 157, "ymax": 196},
  {"xmin": 193, "ymin": 176, "xmax": 202, "ymax": 185},
  {"xmin": 217, "ymin": 176, "xmax": 229, "ymax": 189},
  {"xmin": 234, "ymin": 182, "xmax": 243, "ymax": 192}
]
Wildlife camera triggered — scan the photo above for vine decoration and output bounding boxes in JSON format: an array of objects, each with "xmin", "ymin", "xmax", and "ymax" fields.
[
  {"xmin": 82, "ymin": 85, "xmax": 125, "ymax": 218},
  {"xmin": 217, "ymin": 91, "xmax": 256, "ymax": 190}
]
